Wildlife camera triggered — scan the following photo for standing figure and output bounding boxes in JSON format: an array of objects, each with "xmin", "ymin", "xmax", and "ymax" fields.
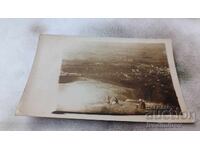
[{"xmin": 139, "ymin": 99, "xmax": 146, "ymax": 109}]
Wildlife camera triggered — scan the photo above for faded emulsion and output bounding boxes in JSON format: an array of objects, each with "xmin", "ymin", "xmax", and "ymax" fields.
[{"xmin": 52, "ymin": 42, "xmax": 182, "ymax": 115}]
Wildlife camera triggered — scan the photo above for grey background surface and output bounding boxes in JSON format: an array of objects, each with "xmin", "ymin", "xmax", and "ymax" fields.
[{"xmin": 0, "ymin": 19, "xmax": 199, "ymax": 130}]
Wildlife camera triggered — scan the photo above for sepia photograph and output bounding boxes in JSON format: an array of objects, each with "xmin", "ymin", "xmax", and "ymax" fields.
[{"xmin": 16, "ymin": 35, "xmax": 193, "ymax": 123}]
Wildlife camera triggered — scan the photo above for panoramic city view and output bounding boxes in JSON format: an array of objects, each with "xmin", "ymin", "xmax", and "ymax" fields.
[{"xmin": 53, "ymin": 43, "xmax": 181, "ymax": 115}]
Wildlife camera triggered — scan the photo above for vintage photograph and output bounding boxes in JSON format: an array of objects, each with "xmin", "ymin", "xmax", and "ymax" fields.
[
  {"xmin": 53, "ymin": 42, "xmax": 181, "ymax": 116},
  {"xmin": 16, "ymin": 35, "xmax": 193, "ymax": 123}
]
